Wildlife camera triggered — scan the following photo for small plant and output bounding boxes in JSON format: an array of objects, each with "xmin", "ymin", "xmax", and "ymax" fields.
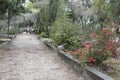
[
  {"xmin": 40, "ymin": 32, "xmax": 48, "ymax": 38},
  {"xmin": 66, "ymin": 48, "xmax": 88, "ymax": 64},
  {"xmin": 8, "ymin": 26, "xmax": 19, "ymax": 35},
  {"xmin": 50, "ymin": 16, "xmax": 81, "ymax": 49},
  {"xmin": 65, "ymin": 36, "xmax": 82, "ymax": 50}
]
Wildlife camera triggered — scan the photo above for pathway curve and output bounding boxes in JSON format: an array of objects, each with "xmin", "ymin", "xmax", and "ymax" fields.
[{"xmin": 0, "ymin": 34, "xmax": 81, "ymax": 80}]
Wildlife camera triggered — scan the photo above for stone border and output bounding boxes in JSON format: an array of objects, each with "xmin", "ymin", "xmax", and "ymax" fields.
[
  {"xmin": 0, "ymin": 41, "xmax": 11, "ymax": 49},
  {"xmin": 0, "ymin": 34, "xmax": 15, "ymax": 49},
  {"xmin": 44, "ymin": 41, "xmax": 57, "ymax": 51},
  {"xmin": 58, "ymin": 50, "xmax": 114, "ymax": 80},
  {"xmin": 9, "ymin": 34, "xmax": 16, "ymax": 39},
  {"xmin": 84, "ymin": 67, "xmax": 113, "ymax": 80},
  {"xmin": 43, "ymin": 40, "xmax": 114, "ymax": 80}
]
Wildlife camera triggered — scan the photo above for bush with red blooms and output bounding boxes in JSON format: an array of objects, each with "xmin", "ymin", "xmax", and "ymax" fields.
[
  {"xmin": 88, "ymin": 26, "xmax": 120, "ymax": 64},
  {"xmin": 66, "ymin": 26, "xmax": 120, "ymax": 65}
]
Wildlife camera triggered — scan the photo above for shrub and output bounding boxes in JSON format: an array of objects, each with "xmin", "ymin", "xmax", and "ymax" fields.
[
  {"xmin": 86, "ymin": 27, "xmax": 120, "ymax": 64},
  {"xmin": 65, "ymin": 36, "xmax": 82, "ymax": 50},
  {"xmin": 50, "ymin": 17, "xmax": 81, "ymax": 50},
  {"xmin": 67, "ymin": 26, "xmax": 120, "ymax": 65},
  {"xmin": 9, "ymin": 26, "xmax": 19, "ymax": 35},
  {"xmin": 40, "ymin": 32, "xmax": 48, "ymax": 38}
]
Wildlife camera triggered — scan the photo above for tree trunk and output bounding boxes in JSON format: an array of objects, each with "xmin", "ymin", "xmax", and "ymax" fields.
[{"xmin": 8, "ymin": 9, "xmax": 10, "ymax": 37}]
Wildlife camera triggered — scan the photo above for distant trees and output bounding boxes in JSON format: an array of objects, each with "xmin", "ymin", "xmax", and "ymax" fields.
[
  {"xmin": 66, "ymin": 0, "xmax": 120, "ymax": 31},
  {"xmin": 0, "ymin": 0, "xmax": 26, "ymax": 35},
  {"xmin": 35, "ymin": 0, "xmax": 59, "ymax": 36},
  {"xmin": 0, "ymin": 0, "xmax": 25, "ymax": 17},
  {"xmin": 34, "ymin": 0, "xmax": 120, "ymax": 35}
]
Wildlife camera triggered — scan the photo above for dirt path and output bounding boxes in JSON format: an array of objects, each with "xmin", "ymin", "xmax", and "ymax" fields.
[{"xmin": 0, "ymin": 34, "xmax": 81, "ymax": 80}]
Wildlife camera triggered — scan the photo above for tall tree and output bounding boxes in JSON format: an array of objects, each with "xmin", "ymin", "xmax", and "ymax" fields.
[
  {"xmin": 0, "ymin": 0, "xmax": 26, "ymax": 36},
  {"xmin": 35, "ymin": 0, "xmax": 59, "ymax": 36}
]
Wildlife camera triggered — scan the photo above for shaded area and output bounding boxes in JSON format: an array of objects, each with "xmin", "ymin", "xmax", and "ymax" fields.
[{"xmin": 0, "ymin": 34, "xmax": 81, "ymax": 80}]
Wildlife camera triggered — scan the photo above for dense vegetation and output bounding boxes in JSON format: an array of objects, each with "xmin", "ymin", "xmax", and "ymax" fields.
[
  {"xmin": 0, "ymin": 0, "xmax": 120, "ymax": 79},
  {"xmin": 0, "ymin": 0, "xmax": 31, "ymax": 35},
  {"xmin": 33, "ymin": 0, "xmax": 120, "ymax": 65},
  {"xmin": 0, "ymin": 0, "xmax": 120, "ymax": 65},
  {"xmin": 34, "ymin": 0, "xmax": 59, "ymax": 36}
]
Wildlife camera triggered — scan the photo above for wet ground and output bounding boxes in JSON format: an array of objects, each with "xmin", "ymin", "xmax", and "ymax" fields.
[{"xmin": 0, "ymin": 34, "xmax": 81, "ymax": 80}]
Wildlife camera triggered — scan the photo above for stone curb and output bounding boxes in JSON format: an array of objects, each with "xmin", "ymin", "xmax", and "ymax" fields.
[
  {"xmin": 0, "ymin": 41, "xmax": 11, "ymax": 49},
  {"xmin": 44, "ymin": 41, "xmax": 57, "ymax": 51},
  {"xmin": 43, "ymin": 40, "xmax": 114, "ymax": 80},
  {"xmin": 0, "ymin": 34, "xmax": 16, "ymax": 50}
]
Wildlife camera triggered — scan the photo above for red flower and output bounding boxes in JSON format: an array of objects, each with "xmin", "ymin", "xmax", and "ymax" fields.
[
  {"xmin": 85, "ymin": 43, "xmax": 91, "ymax": 49},
  {"xmin": 111, "ymin": 54, "xmax": 115, "ymax": 57},
  {"xmin": 108, "ymin": 29, "xmax": 114, "ymax": 35},
  {"xmin": 103, "ymin": 29, "xmax": 114, "ymax": 37},
  {"xmin": 83, "ymin": 41, "xmax": 91, "ymax": 50},
  {"xmin": 110, "ymin": 46, "xmax": 115, "ymax": 53},
  {"xmin": 100, "ymin": 52, "xmax": 105, "ymax": 56},
  {"xmin": 90, "ymin": 32, "xmax": 96, "ymax": 38},
  {"xmin": 88, "ymin": 57, "xmax": 95, "ymax": 63},
  {"xmin": 77, "ymin": 49, "xmax": 81, "ymax": 53},
  {"xmin": 102, "ymin": 27, "xmax": 108, "ymax": 32},
  {"xmin": 115, "ymin": 48, "xmax": 119, "ymax": 53},
  {"xmin": 108, "ymin": 39, "xmax": 113, "ymax": 45},
  {"xmin": 83, "ymin": 41, "xmax": 89, "ymax": 45}
]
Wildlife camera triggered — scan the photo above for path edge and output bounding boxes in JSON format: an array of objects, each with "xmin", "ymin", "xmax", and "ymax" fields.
[
  {"xmin": 42, "ymin": 39, "xmax": 114, "ymax": 80},
  {"xmin": 0, "ymin": 41, "xmax": 11, "ymax": 50}
]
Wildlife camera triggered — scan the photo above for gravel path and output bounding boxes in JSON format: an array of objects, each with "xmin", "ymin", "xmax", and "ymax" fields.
[{"xmin": 0, "ymin": 34, "xmax": 81, "ymax": 80}]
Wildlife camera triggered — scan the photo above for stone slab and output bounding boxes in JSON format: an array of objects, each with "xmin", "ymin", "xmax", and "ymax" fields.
[{"xmin": 44, "ymin": 40, "xmax": 114, "ymax": 80}]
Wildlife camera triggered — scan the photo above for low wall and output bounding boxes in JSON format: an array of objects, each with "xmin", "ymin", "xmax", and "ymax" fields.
[
  {"xmin": 84, "ymin": 67, "xmax": 113, "ymax": 80},
  {"xmin": 43, "ymin": 41, "xmax": 57, "ymax": 50},
  {"xmin": 0, "ymin": 41, "xmax": 10, "ymax": 49},
  {"xmin": 43, "ymin": 40, "xmax": 114, "ymax": 80}
]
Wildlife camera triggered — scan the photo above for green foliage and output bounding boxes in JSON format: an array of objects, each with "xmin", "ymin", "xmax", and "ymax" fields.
[
  {"xmin": 0, "ymin": 0, "xmax": 27, "ymax": 36},
  {"xmin": 29, "ymin": 0, "xmax": 35, "ymax": 3},
  {"xmin": 35, "ymin": 0, "xmax": 59, "ymax": 36},
  {"xmin": 5, "ymin": 26, "xmax": 19, "ymax": 35},
  {"xmin": 27, "ymin": 1, "xmax": 38, "ymax": 12},
  {"xmin": 28, "ymin": 2, "xmax": 34, "ymax": 9},
  {"xmin": 50, "ymin": 19, "xmax": 72, "ymax": 46},
  {"xmin": 50, "ymin": 15, "xmax": 81, "ymax": 50},
  {"xmin": 66, "ymin": 11, "xmax": 73, "ymax": 19},
  {"xmin": 110, "ymin": 0, "xmax": 120, "ymax": 23},
  {"xmin": 9, "ymin": 27, "xmax": 19, "ymax": 35},
  {"xmin": 65, "ymin": 36, "xmax": 82, "ymax": 50},
  {"xmin": 0, "ymin": 0, "xmax": 8, "ymax": 15},
  {"xmin": 50, "ymin": 0, "xmax": 82, "ymax": 50},
  {"xmin": 40, "ymin": 32, "xmax": 48, "ymax": 38},
  {"xmin": 87, "ymin": 27, "xmax": 119, "ymax": 64},
  {"xmin": 0, "ymin": 0, "xmax": 25, "ymax": 15},
  {"xmin": 36, "ymin": 6, "xmax": 50, "ymax": 34}
]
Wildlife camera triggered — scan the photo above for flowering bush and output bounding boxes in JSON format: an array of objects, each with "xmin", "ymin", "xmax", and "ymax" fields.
[
  {"xmin": 66, "ymin": 26, "xmax": 120, "ymax": 65},
  {"xmin": 66, "ymin": 48, "xmax": 88, "ymax": 63},
  {"xmin": 88, "ymin": 26, "xmax": 120, "ymax": 64}
]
